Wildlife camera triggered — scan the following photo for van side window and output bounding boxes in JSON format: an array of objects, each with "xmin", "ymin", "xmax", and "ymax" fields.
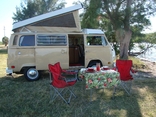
[
  {"xmin": 87, "ymin": 36, "xmax": 108, "ymax": 46},
  {"xmin": 19, "ymin": 35, "xmax": 35, "ymax": 46},
  {"xmin": 37, "ymin": 35, "xmax": 67, "ymax": 46},
  {"xmin": 86, "ymin": 36, "xmax": 102, "ymax": 45},
  {"xmin": 13, "ymin": 35, "xmax": 18, "ymax": 45}
]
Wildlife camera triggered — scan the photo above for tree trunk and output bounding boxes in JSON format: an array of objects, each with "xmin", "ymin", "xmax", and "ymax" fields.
[{"xmin": 116, "ymin": 29, "xmax": 132, "ymax": 60}]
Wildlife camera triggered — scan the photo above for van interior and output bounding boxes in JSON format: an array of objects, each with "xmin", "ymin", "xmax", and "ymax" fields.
[{"xmin": 68, "ymin": 34, "xmax": 84, "ymax": 67}]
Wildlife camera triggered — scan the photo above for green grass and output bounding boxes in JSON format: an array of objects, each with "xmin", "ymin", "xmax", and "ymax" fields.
[
  {"xmin": 0, "ymin": 47, "xmax": 156, "ymax": 117},
  {"xmin": 0, "ymin": 46, "xmax": 7, "ymax": 78}
]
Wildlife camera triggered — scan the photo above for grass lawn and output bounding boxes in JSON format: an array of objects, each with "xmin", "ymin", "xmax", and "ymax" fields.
[{"xmin": 0, "ymin": 46, "xmax": 156, "ymax": 117}]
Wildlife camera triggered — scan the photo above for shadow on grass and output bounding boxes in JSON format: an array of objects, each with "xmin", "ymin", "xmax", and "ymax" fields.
[
  {"xmin": 0, "ymin": 74, "xmax": 156, "ymax": 117},
  {"xmin": 0, "ymin": 48, "xmax": 7, "ymax": 54}
]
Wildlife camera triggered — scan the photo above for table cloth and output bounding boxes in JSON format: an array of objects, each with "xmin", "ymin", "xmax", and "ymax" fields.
[{"xmin": 79, "ymin": 68, "xmax": 120, "ymax": 89}]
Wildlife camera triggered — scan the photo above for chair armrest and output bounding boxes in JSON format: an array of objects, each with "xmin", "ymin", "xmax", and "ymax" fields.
[
  {"xmin": 131, "ymin": 68, "xmax": 137, "ymax": 73},
  {"xmin": 61, "ymin": 69, "xmax": 67, "ymax": 73},
  {"xmin": 130, "ymin": 68, "xmax": 137, "ymax": 76},
  {"xmin": 62, "ymin": 69, "xmax": 78, "ymax": 75},
  {"xmin": 58, "ymin": 75, "xmax": 66, "ymax": 80},
  {"xmin": 49, "ymin": 70, "xmax": 66, "ymax": 80},
  {"xmin": 111, "ymin": 67, "xmax": 117, "ymax": 71},
  {"xmin": 51, "ymin": 71, "xmax": 76, "ymax": 82},
  {"xmin": 64, "ymin": 77, "xmax": 77, "ymax": 82}
]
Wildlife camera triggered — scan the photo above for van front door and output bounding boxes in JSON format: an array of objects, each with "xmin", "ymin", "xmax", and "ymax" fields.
[
  {"xmin": 85, "ymin": 35, "xmax": 113, "ymax": 67},
  {"xmin": 35, "ymin": 34, "xmax": 69, "ymax": 70}
]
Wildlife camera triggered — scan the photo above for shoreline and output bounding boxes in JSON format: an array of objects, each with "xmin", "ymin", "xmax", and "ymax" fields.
[
  {"xmin": 135, "ymin": 59, "xmax": 156, "ymax": 79},
  {"xmin": 139, "ymin": 57, "xmax": 156, "ymax": 63}
]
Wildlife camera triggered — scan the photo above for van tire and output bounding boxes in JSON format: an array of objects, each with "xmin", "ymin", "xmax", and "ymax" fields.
[
  {"xmin": 88, "ymin": 61, "xmax": 97, "ymax": 67},
  {"xmin": 88, "ymin": 61, "xmax": 102, "ymax": 68},
  {"xmin": 24, "ymin": 68, "xmax": 40, "ymax": 81}
]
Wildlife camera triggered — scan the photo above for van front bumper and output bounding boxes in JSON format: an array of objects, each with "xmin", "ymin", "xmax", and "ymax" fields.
[{"xmin": 6, "ymin": 67, "xmax": 13, "ymax": 75}]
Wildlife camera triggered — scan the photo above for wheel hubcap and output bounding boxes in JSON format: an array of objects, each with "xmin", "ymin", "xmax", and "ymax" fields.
[
  {"xmin": 29, "ymin": 70, "xmax": 37, "ymax": 76},
  {"xmin": 27, "ymin": 68, "xmax": 38, "ymax": 79}
]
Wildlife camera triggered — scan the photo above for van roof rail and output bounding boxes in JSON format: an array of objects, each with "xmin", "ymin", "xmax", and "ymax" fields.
[{"xmin": 82, "ymin": 29, "xmax": 104, "ymax": 34}]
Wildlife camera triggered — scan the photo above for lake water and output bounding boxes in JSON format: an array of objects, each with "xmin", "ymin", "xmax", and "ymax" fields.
[{"xmin": 131, "ymin": 43, "xmax": 156, "ymax": 62}]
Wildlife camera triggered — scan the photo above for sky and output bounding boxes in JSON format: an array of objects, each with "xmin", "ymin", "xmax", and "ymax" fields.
[
  {"xmin": 0, "ymin": 0, "xmax": 75, "ymax": 41},
  {"xmin": 0, "ymin": 0, "xmax": 156, "ymax": 42}
]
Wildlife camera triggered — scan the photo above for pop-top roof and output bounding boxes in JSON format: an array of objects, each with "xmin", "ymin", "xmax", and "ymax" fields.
[{"xmin": 13, "ymin": 4, "xmax": 83, "ymax": 31}]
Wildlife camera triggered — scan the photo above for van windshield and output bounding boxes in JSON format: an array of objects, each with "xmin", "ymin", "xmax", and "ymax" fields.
[{"xmin": 86, "ymin": 36, "xmax": 108, "ymax": 46}]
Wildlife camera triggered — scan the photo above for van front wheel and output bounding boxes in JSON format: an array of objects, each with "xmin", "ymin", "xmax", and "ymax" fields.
[{"xmin": 24, "ymin": 68, "xmax": 40, "ymax": 81}]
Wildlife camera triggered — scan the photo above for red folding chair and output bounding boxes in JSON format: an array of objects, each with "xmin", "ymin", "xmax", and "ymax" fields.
[
  {"xmin": 116, "ymin": 59, "xmax": 137, "ymax": 95},
  {"xmin": 48, "ymin": 62, "xmax": 77, "ymax": 104}
]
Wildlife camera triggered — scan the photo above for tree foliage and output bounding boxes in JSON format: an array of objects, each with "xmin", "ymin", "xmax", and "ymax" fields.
[
  {"xmin": 2, "ymin": 36, "xmax": 9, "ymax": 46},
  {"xmin": 13, "ymin": 0, "xmax": 66, "ymax": 22},
  {"xmin": 144, "ymin": 32, "xmax": 156, "ymax": 44},
  {"xmin": 81, "ymin": 0, "xmax": 101, "ymax": 28},
  {"xmin": 81, "ymin": 0, "xmax": 156, "ymax": 59}
]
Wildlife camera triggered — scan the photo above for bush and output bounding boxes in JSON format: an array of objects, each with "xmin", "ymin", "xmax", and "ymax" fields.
[{"xmin": 2, "ymin": 36, "xmax": 9, "ymax": 46}]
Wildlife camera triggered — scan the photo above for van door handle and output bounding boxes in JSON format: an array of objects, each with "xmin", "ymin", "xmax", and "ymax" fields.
[{"xmin": 61, "ymin": 49, "xmax": 66, "ymax": 54}]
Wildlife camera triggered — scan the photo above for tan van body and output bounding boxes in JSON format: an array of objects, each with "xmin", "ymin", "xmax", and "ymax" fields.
[{"xmin": 6, "ymin": 4, "xmax": 115, "ymax": 81}]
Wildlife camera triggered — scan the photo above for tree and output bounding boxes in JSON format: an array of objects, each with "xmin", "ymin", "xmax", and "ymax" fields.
[
  {"xmin": 81, "ymin": 0, "xmax": 101, "ymax": 28},
  {"xmin": 13, "ymin": 0, "xmax": 66, "ymax": 22},
  {"xmin": 82, "ymin": 0, "xmax": 156, "ymax": 60},
  {"xmin": 2, "ymin": 36, "xmax": 9, "ymax": 46},
  {"xmin": 130, "ymin": 32, "xmax": 156, "ymax": 56}
]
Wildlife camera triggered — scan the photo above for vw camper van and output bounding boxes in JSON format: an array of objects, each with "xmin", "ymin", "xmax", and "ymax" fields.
[{"xmin": 6, "ymin": 4, "xmax": 115, "ymax": 81}]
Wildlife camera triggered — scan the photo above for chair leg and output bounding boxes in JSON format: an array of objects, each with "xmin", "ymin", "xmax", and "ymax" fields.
[
  {"xmin": 50, "ymin": 86, "xmax": 57, "ymax": 101},
  {"xmin": 90, "ymin": 89, "xmax": 93, "ymax": 102},
  {"xmin": 55, "ymin": 88, "xmax": 70, "ymax": 104},
  {"xmin": 112, "ymin": 86, "xmax": 117, "ymax": 99},
  {"xmin": 50, "ymin": 85, "xmax": 77, "ymax": 104},
  {"xmin": 68, "ymin": 88, "xmax": 77, "ymax": 98},
  {"xmin": 120, "ymin": 81, "xmax": 132, "ymax": 95},
  {"xmin": 67, "ymin": 87, "xmax": 77, "ymax": 104}
]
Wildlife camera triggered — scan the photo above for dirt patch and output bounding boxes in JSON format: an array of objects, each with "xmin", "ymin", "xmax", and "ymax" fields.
[{"xmin": 134, "ymin": 60, "xmax": 156, "ymax": 79}]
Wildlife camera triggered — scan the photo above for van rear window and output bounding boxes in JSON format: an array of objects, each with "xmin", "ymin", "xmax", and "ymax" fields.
[
  {"xmin": 19, "ymin": 35, "xmax": 35, "ymax": 46},
  {"xmin": 37, "ymin": 35, "xmax": 67, "ymax": 46},
  {"xmin": 13, "ymin": 35, "xmax": 18, "ymax": 45}
]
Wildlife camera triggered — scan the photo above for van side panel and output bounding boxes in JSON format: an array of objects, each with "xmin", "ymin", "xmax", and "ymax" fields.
[
  {"xmin": 35, "ymin": 46, "xmax": 69, "ymax": 70},
  {"xmin": 85, "ymin": 46, "xmax": 112, "ymax": 67},
  {"xmin": 7, "ymin": 47, "xmax": 35, "ymax": 72},
  {"xmin": 7, "ymin": 34, "xmax": 35, "ymax": 73}
]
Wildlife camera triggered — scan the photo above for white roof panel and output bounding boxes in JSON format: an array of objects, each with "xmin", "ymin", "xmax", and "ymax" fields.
[
  {"xmin": 13, "ymin": 4, "xmax": 83, "ymax": 30},
  {"xmin": 83, "ymin": 29, "xmax": 104, "ymax": 34}
]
